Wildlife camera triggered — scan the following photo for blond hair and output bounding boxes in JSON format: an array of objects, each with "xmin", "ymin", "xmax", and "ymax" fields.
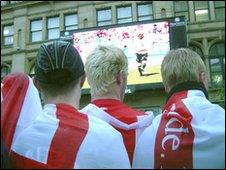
[
  {"xmin": 85, "ymin": 45, "xmax": 128, "ymax": 96},
  {"xmin": 161, "ymin": 48, "xmax": 207, "ymax": 92}
]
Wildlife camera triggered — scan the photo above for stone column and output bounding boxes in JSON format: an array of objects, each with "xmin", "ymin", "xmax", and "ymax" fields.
[
  {"xmin": 78, "ymin": 4, "xmax": 95, "ymax": 28},
  {"xmin": 12, "ymin": 53, "xmax": 28, "ymax": 73},
  {"xmin": 59, "ymin": 12, "xmax": 64, "ymax": 32},
  {"xmin": 13, "ymin": 15, "xmax": 27, "ymax": 50},
  {"xmin": 42, "ymin": 16, "xmax": 47, "ymax": 40},
  {"xmin": 132, "ymin": 2, "xmax": 137, "ymax": 22},
  {"xmin": 188, "ymin": 1, "xmax": 195, "ymax": 22},
  {"xmin": 112, "ymin": 5, "xmax": 117, "ymax": 24},
  {"xmin": 202, "ymin": 38, "xmax": 211, "ymax": 85},
  {"xmin": 209, "ymin": 1, "xmax": 215, "ymax": 20}
]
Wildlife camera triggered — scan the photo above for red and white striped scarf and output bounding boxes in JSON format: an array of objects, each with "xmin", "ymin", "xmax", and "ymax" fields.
[
  {"xmin": 10, "ymin": 103, "xmax": 131, "ymax": 168},
  {"xmin": 133, "ymin": 90, "xmax": 225, "ymax": 169},
  {"xmin": 81, "ymin": 99, "xmax": 154, "ymax": 164},
  {"xmin": 1, "ymin": 72, "xmax": 42, "ymax": 152}
]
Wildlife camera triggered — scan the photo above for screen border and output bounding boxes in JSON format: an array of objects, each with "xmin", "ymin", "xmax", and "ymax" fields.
[{"xmin": 60, "ymin": 16, "xmax": 187, "ymax": 94}]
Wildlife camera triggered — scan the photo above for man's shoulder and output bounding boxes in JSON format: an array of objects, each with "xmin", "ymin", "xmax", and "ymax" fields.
[
  {"xmin": 87, "ymin": 115, "xmax": 121, "ymax": 137},
  {"xmin": 12, "ymin": 115, "xmax": 54, "ymax": 143},
  {"xmin": 182, "ymin": 95, "xmax": 225, "ymax": 116},
  {"xmin": 90, "ymin": 99, "xmax": 146, "ymax": 116},
  {"xmin": 120, "ymin": 102, "xmax": 146, "ymax": 116}
]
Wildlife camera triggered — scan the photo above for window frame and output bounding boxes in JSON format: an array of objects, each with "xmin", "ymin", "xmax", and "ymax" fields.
[
  {"xmin": 2, "ymin": 24, "xmax": 14, "ymax": 46},
  {"xmin": 96, "ymin": 8, "xmax": 112, "ymax": 26},
  {"xmin": 214, "ymin": 1, "xmax": 225, "ymax": 20},
  {"xmin": 116, "ymin": 5, "xmax": 133, "ymax": 24},
  {"xmin": 137, "ymin": 2, "xmax": 154, "ymax": 21},
  {"xmin": 30, "ymin": 19, "xmax": 43, "ymax": 43},
  {"xmin": 173, "ymin": 1, "xmax": 189, "ymax": 21},
  {"xmin": 209, "ymin": 55, "xmax": 225, "ymax": 87},
  {"xmin": 193, "ymin": 1, "xmax": 210, "ymax": 22},
  {"xmin": 209, "ymin": 43, "xmax": 225, "ymax": 87},
  {"xmin": 64, "ymin": 13, "xmax": 78, "ymax": 31},
  {"xmin": 1, "ymin": 63, "xmax": 11, "ymax": 80},
  {"xmin": 47, "ymin": 16, "xmax": 60, "ymax": 40}
]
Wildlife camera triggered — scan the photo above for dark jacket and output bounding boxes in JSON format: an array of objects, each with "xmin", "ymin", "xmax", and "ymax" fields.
[{"xmin": 1, "ymin": 140, "xmax": 11, "ymax": 169}]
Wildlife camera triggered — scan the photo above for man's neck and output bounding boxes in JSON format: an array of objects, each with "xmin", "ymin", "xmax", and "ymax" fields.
[
  {"xmin": 44, "ymin": 95, "xmax": 80, "ymax": 109},
  {"xmin": 91, "ymin": 93, "xmax": 122, "ymax": 102}
]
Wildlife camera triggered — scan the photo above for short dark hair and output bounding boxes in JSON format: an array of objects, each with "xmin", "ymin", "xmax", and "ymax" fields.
[
  {"xmin": 37, "ymin": 76, "xmax": 79, "ymax": 97},
  {"xmin": 34, "ymin": 40, "xmax": 84, "ymax": 96}
]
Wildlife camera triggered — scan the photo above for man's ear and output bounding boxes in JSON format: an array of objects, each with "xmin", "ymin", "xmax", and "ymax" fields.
[
  {"xmin": 1, "ymin": 83, "xmax": 4, "ymax": 103},
  {"xmin": 80, "ymin": 74, "xmax": 86, "ymax": 88},
  {"xmin": 199, "ymin": 72, "xmax": 205, "ymax": 83},
  {"xmin": 32, "ymin": 77, "xmax": 41, "ymax": 91},
  {"xmin": 164, "ymin": 86, "xmax": 169, "ymax": 93},
  {"xmin": 116, "ymin": 71, "xmax": 123, "ymax": 85},
  {"xmin": 162, "ymin": 80, "xmax": 170, "ymax": 93},
  {"xmin": 199, "ymin": 72, "xmax": 208, "ymax": 90}
]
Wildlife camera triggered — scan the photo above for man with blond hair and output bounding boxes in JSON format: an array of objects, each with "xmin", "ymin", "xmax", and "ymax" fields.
[
  {"xmin": 81, "ymin": 45, "xmax": 154, "ymax": 165},
  {"xmin": 133, "ymin": 48, "xmax": 225, "ymax": 169}
]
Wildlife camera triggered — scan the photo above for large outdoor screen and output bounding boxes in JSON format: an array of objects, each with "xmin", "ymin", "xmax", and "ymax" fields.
[{"xmin": 72, "ymin": 20, "xmax": 172, "ymax": 89}]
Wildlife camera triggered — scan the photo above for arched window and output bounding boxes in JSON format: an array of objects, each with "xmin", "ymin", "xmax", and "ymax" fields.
[
  {"xmin": 29, "ymin": 64, "xmax": 44, "ymax": 105},
  {"xmin": 1, "ymin": 63, "xmax": 11, "ymax": 80},
  {"xmin": 29, "ymin": 64, "xmax": 35, "ymax": 78},
  {"xmin": 189, "ymin": 45, "xmax": 204, "ymax": 61},
  {"xmin": 209, "ymin": 42, "xmax": 225, "ymax": 87},
  {"xmin": 161, "ymin": 8, "xmax": 166, "ymax": 18},
  {"xmin": 83, "ymin": 18, "xmax": 88, "ymax": 28}
]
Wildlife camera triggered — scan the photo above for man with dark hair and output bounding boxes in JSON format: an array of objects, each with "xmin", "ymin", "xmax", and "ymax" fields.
[{"xmin": 9, "ymin": 41, "xmax": 130, "ymax": 169}]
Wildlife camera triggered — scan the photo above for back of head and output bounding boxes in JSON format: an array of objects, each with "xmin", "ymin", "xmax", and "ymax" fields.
[
  {"xmin": 85, "ymin": 45, "xmax": 128, "ymax": 96},
  {"xmin": 34, "ymin": 40, "xmax": 85, "ymax": 96},
  {"xmin": 161, "ymin": 48, "xmax": 207, "ymax": 92}
]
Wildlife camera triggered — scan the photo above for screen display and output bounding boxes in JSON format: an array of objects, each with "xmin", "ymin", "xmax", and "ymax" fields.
[{"xmin": 73, "ymin": 21, "xmax": 170, "ymax": 89}]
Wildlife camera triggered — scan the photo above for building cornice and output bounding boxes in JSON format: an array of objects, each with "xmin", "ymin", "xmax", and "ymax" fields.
[{"xmin": 1, "ymin": 1, "xmax": 45, "ymax": 10}]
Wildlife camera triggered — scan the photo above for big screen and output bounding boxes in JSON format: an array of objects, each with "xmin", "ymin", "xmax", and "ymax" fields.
[{"xmin": 73, "ymin": 21, "xmax": 170, "ymax": 89}]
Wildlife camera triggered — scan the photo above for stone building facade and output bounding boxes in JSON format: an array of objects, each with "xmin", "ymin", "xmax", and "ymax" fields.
[{"xmin": 1, "ymin": 1, "xmax": 225, "ymax": 113}]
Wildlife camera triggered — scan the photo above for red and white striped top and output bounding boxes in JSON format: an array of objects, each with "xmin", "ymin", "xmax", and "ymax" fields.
[
  {"xmin": 81, "ymin": 99, "xmax": 154, "ymax": 164},
  {"xmin": 1, "ymin": 73, "xmax": 42, "ymax": 152},
  {"xmin": 133, "ymin": 90, "xmax": 225, "ymax": 169},
  {"xmin": 10, "ymin": 103, "xmax": 130, "ymax": 168}
]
